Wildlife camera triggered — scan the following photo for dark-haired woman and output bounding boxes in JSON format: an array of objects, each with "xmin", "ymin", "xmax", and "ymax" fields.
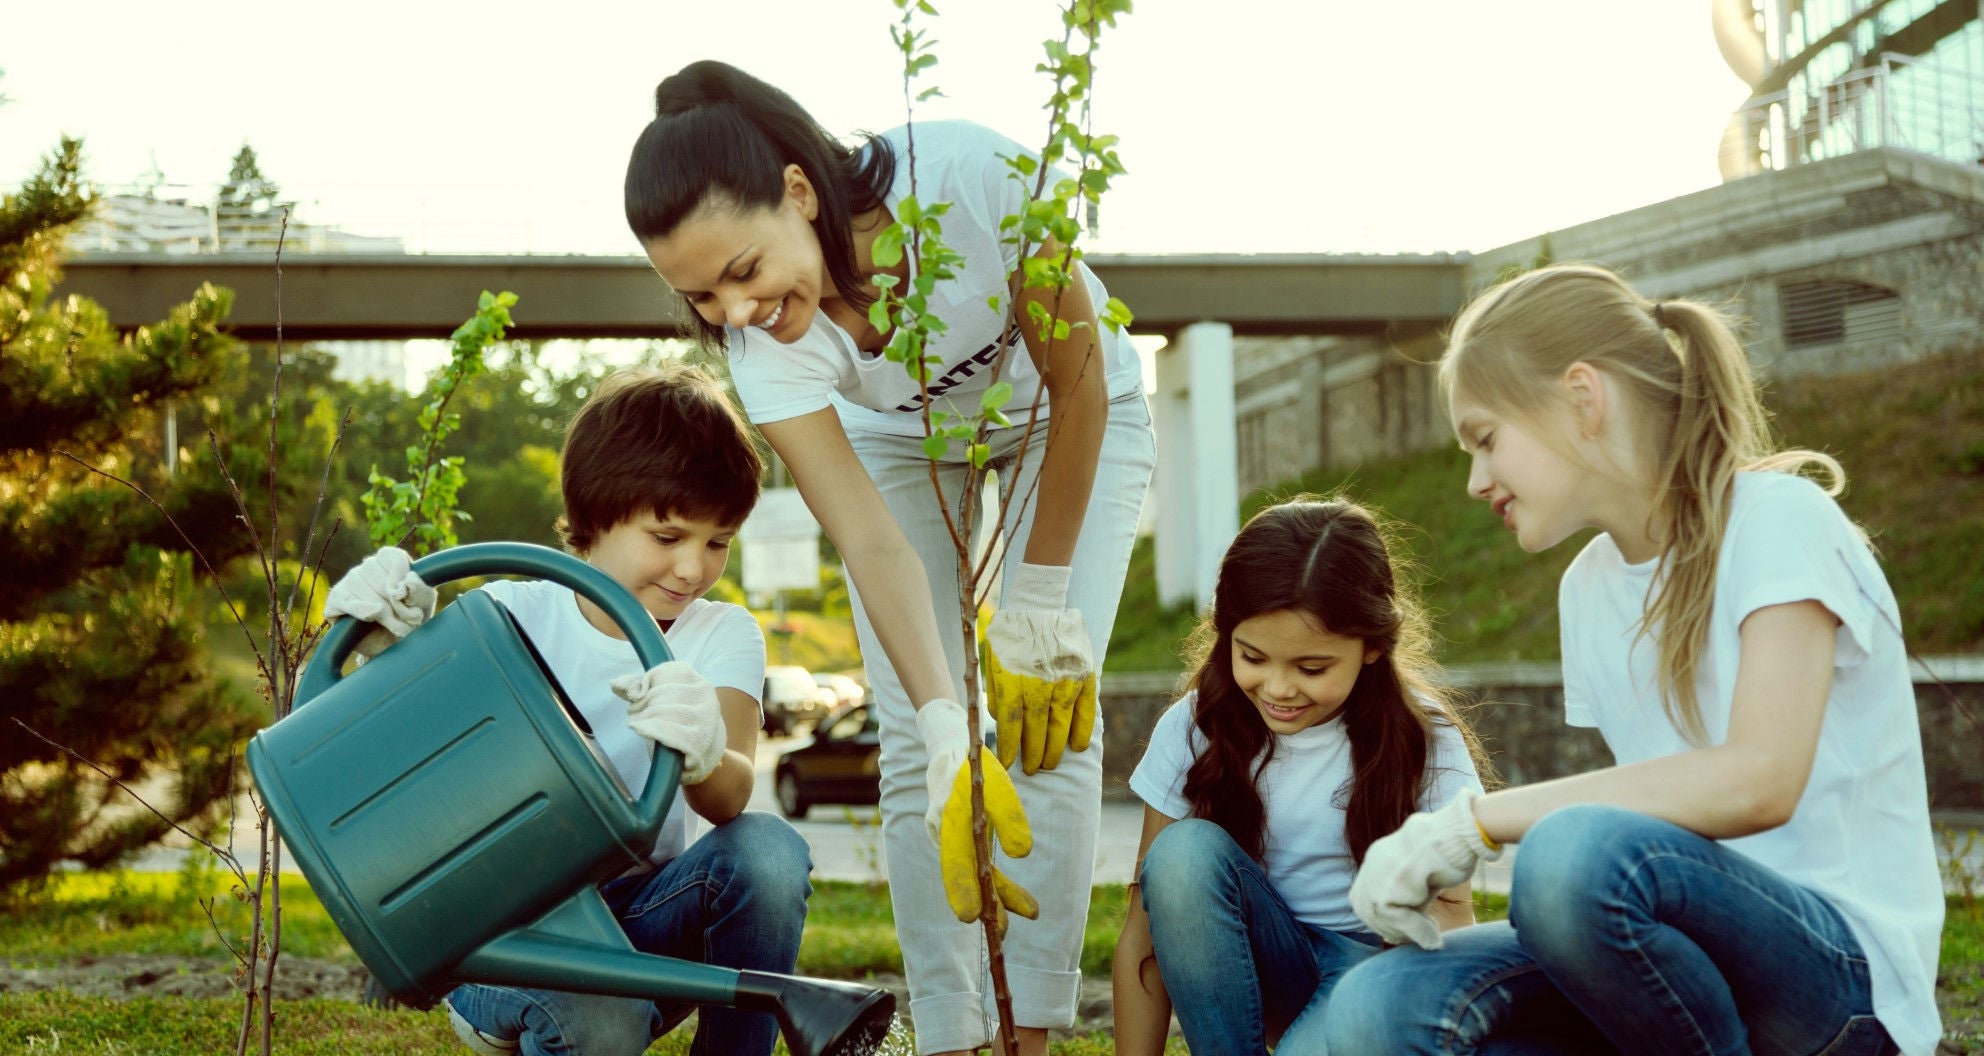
[
  {"xmin": 625, "ymin": 60, "xmax": 1153, "ymax": 1056},
  {"xmin": 1110, "ymin": 498, "xmax": 1490, "ymax": 1055}
]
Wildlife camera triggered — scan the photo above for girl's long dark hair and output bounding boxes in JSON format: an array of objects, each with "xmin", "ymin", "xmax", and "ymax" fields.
[
  {"xmin": 624, "ymin": 59, "xmax": 896, "ymax": 347},
  {"xmin": 1180, "ymin": 497, "xmax": 1492, "ymax": 865}
]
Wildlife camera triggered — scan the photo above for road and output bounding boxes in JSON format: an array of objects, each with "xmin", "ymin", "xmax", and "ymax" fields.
[{"xmin": 119, "ymin": 736, "xmax": 1984, "ymax": 900}]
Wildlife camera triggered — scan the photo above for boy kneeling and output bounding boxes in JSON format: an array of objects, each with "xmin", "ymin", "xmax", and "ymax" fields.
[{"xmin": 328, "ymin": 365, "xmax": 809, "ymax": 1056}]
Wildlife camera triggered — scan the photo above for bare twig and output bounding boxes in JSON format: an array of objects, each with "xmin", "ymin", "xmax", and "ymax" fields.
[
  {"xmin": 8, "ymin": 719, "xmax": 247, "ymax": 888},
  {"xmin": 52, "ymin": 451, "xmax": 276, "ymax": 693}
]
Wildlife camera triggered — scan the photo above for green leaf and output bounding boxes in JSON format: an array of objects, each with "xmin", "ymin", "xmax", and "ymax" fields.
[
  {"xmin": 868, "ymin": 298, "xmax": 894, "ymax": 336},
  {"xmin": 917, "ymin": 86, "xmax": 946, "ymax": 102},
  {"xmin": 872, "ymin": 224, "xmax": 906, "ymax": 268},
  {"xmin": 921, "ymin": 435, "xmax": 949, "ymax": 459},
  {"xmin": 980, "ymin": 381, "xmax": 1013, "ymax": 412},
  {"xmin": 968, "ymin": 443, "xmax": 990, "ymax": 468}
]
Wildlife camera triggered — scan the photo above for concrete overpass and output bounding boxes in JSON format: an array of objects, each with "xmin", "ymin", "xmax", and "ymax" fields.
[{"xmin": 55, "ymin": 251, "xmax": 1469, "ymax": 341}]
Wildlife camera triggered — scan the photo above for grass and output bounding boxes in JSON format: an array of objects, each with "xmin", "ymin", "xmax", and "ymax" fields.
[
  {"xmin": 0, "ymin": 993, "xmax": 1179, "ymax": 1056},
  {"xmin": 5, "ymin": 872, "xmax": 1978, "ymax": 1052},
  {"xmin": 1107, "ymin": 348, "xmax": 1984, "ymax": 670}
]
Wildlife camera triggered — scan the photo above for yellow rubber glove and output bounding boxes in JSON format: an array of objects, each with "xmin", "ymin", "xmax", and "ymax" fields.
[
  {"xmin": 938, "ymin": 746, "xmax": 1038, "ymax": 937},
  {"xmin": 984, "ymin": 563, "xmax": 1096, "ymax": 775}
]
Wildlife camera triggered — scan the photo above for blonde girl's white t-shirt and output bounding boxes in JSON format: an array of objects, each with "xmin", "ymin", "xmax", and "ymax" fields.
[
  {"xmin": 478, "ymin": 578, "xmax": 766, "ymax": 866},
  {"xmin": 1558, "ymin": 471, "xmax": 1943, "ymax": 1055},
  {"xmin": 1129, "ymin": 690, "xmax": 1483, "ymax": 933},
  {"xmin": 726, "ymin": 119, "xmax": 1145, "ymax": 436}
]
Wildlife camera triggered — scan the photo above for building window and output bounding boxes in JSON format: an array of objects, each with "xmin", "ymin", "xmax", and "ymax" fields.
[{"xmin": 1779, "ymin": 279, "xmax": 1901, "ymax": 346}]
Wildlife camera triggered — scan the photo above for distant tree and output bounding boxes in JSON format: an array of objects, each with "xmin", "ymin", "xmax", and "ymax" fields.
[
  {"xmin": 0, "ymin": 138, "xmax": 272, "ymax": 890},
  {"xmin": 215, "ymin": 144, "xmax": 291, "ymax": 252}
]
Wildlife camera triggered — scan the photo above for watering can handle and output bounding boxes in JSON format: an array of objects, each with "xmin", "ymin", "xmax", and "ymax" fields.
[{"xmin": 297, "ymin": 542, "xmax": 680, "ymax": 819}]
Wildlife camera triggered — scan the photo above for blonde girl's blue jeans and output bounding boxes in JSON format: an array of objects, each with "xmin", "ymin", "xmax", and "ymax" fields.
[
  {"xmin": 844, "ymin": 390, "xmax": 1156, "ymax": 1055},
  {"xmin": 1322, "ymin": 805, "xmax": 1896, "ymax": 1056}
]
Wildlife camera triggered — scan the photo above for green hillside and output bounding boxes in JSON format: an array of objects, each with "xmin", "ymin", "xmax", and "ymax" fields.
[{"xmin": 1106, "ymin": 348, "xmax": 1984, "ymax": 672}]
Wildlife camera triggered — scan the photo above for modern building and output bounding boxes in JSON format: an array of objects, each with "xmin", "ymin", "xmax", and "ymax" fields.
[
  {"xmin": 1715, "ymin": 0, "xmax": 1984, "ymax": 176},
  {"xmin": 1217, "ymin": 1, "xmax": 1983, "ymax": 511}
]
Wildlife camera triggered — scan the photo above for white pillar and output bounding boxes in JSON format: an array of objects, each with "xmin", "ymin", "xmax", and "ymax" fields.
[{"xmin": 1153, "ymin": 322, "xmax": 1239, "ymax": 612}]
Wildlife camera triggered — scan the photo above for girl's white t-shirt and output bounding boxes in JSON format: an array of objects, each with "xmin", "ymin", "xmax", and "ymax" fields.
[
  {"xmin": 479, "ymin": 578, "xmax": 765, "ymax": 866},
  {"xmin": 726, "ymin": 119, "xmax": 1145, "ymax": 436},
  {"xmin": 1130, "ymin": 689, "xmax": 1483, "ymax": 932},
  {"xmin": 1559, "ymin": 471, "xmax": 1943, "ymax": 1054}
]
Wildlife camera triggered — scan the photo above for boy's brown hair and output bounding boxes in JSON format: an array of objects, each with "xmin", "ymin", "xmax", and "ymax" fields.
[{"xmin": 555, "ymin": 363, "xmax": 765, "ymax": 553}]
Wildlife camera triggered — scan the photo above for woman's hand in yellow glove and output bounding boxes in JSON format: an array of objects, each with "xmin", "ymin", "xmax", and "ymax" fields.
[
  {"xmin": 985, "ymin": 562, "xmax": 1096, "ymax": 775},
  {"xmin": 938, "ymin": 746, "xmax": 1038, "ymax": 937}
]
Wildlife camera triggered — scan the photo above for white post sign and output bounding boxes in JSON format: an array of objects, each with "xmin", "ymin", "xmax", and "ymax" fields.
[{"xmin": 739, "ymin": 487, "xmax": 822, "ymax": 596}]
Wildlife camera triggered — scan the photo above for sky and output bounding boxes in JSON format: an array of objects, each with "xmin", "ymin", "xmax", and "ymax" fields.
[{"xmin": 1, "ymin": 0, "xmax": 1754, "ymax": 260}]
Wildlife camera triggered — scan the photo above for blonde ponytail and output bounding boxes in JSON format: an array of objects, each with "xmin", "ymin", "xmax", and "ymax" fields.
[{"xmin": 1442, "ymin": 265, "xmax": 1842, "ymax": 746}]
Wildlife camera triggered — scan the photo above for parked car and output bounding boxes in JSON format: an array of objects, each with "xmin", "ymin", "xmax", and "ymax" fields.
[
  {"xmin": 814, "ymin": 672, "xmax": 864, "ymax": 709},
  {"xmin": 774, "ymin": 700, "xmax": 881, "ymax": 819},
  {"xmin": 761, "ymin": 665, "xmax": 837, "ymax": 735},
  {"xmin": 773, "ymin": 695, "xmax": 999, "ymax": 819}
]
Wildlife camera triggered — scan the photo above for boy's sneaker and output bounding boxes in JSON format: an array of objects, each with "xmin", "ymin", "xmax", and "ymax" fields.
[{"xmin": 447, "ymin": 1000, "xmax": 520, "ymax": 1055}]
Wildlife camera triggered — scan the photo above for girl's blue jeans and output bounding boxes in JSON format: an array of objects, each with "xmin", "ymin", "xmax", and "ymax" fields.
[
  {"xmin": 445, "ymin": 811, "xmax": 812, "ymax": 1056},
  {"xmin": 1140, "ymin": 818, "xmax": 1384, "ymax": 1054},
  {"xmin": 1323, "ymin": 805, "xmax": 1896, "ymax": 1056}
]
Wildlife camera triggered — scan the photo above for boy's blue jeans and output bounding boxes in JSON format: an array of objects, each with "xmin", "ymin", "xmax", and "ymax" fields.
[
  {"xmin": 1140, "ymin": 818, "xmax": 1384, "ymax": 1054},
  {"xmin": 445, "ymin": 812, "xmax": 812, "ymax": 1056},
  {"xmin": 1323, "ymin": 805, "xmax": 1896, "ymax": 1056}
]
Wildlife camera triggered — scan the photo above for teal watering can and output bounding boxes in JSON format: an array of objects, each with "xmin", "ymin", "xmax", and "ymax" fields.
[{"xmin": 247, "ymin": 542, "xmax": 894, "ymax": 1056}]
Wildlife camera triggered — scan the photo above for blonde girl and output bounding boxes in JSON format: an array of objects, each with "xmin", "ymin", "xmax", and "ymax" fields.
[{"xmin": 1324, "ymin": 263, "xmax": 1943, "ymax": 1055}]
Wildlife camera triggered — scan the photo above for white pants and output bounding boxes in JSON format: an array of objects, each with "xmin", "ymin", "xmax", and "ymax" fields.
[{"xmin": 844, "ymin": 391, "xmax": 1155, "ymax": 1054}]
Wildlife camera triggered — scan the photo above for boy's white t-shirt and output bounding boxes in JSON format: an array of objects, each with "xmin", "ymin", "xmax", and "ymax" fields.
[
  {"xmin": 1130, "ymin": 689, "xmax": 1483, "ymax": 933},
  {"xmin": 1559, "ymin": 470, "xmax": 1943, "ymax": 1055},
  {"xmin": 478, "ymin": 578, "xmax": 765, "ymax": 866},
  {"xmin": 726, "ymin": 119, "xmax": 1145, "ymax": 436}
]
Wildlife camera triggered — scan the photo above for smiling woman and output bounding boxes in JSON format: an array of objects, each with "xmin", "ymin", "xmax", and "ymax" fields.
[{"xmin": 621, "ymin": 58, "xmax": 1154, "ymax": 1056}]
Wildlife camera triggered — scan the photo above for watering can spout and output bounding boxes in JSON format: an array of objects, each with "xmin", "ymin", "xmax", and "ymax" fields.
[{"xmin": 734, "ymin": 969, "xmax": 898, "ymax": 1056}]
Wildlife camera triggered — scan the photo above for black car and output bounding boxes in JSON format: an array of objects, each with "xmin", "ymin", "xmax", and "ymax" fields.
[
  {"xmin": 772, "ymin": 698, "xmax": 998, "ymax": 819},
  {"xmin": 773, "ymin": 700, "xmax": 880, "ymax": 819}
]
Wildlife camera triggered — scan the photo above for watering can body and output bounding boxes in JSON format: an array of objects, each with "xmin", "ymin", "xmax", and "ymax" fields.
[
  {"xmin": 248, "ymin": 543, "xmax": 894, "ymax": 1055},
  {"xmin": 247, "ymin": 543, "xmax": 688, "ymax": 1007}
]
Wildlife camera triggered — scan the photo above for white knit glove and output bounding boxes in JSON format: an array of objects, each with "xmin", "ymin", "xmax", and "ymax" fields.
[
  {"xmin": 915, "ymin": 698, "xmax": 971, "ymax": 847},
  {"xmin": 613, "ymin": 661, "xmax": 727, "ymax": 786},
  {"xmin": 323, "ymin": 547, "xmax": 437, "ymax": 659},
  {"xmin": 1349, "ymin": 789, "xmax": 1501, "ymax": 950}
]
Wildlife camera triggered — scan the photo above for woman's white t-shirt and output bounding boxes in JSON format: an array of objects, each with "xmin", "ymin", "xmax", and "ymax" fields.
[
  {"xmin": 479, "ymin": 578, "xmax": 765, "ymax": 866},
  {"xmin": 1559, "ymin": 471, "xmax": 1943, "ymax": 1054},
  {"xmin": 726, "ymin": 120, "xmax": 1144, "ymax": 435},
  {"xmin": 1130, "ymin": 690, "xmax": 1483, "ymax": 933}
]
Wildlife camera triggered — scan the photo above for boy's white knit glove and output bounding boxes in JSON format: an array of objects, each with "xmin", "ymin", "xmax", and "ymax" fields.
[
  {"xmin": 1350, "ymin": 788, "xmax": 1501, "ymax": 950},
  {"xmin": 915, "ymin": 698, "xmax": 971, "ymax": 847},
  {"xmin": 323, "ymin": 547, "xmax": 437, "ymax": 659},
  {"xmin": 984, "ymin": 562, "xmax": 1096, "ymax": 775},
  {"xmin": 614, "ymin": 661, "xmax": 726, "ymax": 786}
]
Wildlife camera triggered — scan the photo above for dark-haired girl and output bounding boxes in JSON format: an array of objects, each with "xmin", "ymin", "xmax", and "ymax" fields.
[
  {"xmin": 625, "ymin": 60, "xmax": 1153, "ymax": 1056},
  {"xmin": 1111, "ymin": 497, "xmax": 1490, "ymax": 1055}
]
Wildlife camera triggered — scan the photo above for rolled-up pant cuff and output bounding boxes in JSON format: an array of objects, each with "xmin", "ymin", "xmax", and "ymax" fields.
[
  {"xmin": 908, "ymin": 991, "xmax": 992, "ymax": 1055},
  {"xmin": 993, "ymin": 963, "xmax": 1082, "ymax": 1029}
]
